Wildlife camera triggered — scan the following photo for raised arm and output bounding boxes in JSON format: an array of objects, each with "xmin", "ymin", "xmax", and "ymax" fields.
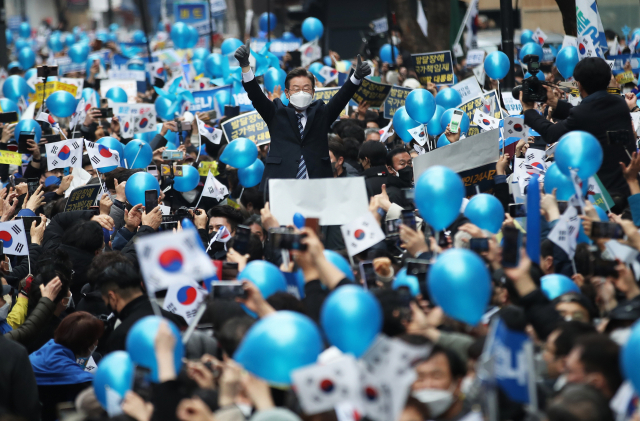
[{"xmin": 237, "ymin": 41, "xmax": 277, "ymax": 123}]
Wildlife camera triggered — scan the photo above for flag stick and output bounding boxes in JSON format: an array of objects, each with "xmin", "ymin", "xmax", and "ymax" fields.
[{"xmin": 182, "ymin": 302, "xmax": 207, "ymax": 344}]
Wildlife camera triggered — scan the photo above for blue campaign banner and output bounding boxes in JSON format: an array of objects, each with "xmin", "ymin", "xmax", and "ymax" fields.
[
  {"xmin": 489, "ymin": 319, "xmax": 531, "ymax": 404},
  {"xmin": 608, "ymin": 54, "xmax": 640, "ymax": 75},
  {"xmin": 174, "ymin": 1, "xmax": 210, "ymax": 48},
  {"xmin": 250, "ymin": 37, "xmax": 303, "ymax": 58},
  {"xmin": 191, "ymin": 86, "xmax": 231, "ymax": 112}
]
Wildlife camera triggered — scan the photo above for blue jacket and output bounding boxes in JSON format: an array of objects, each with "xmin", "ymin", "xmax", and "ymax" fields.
[{"xmin": 29, "ymin": 339, "xmax": 93, "ymax": 385}]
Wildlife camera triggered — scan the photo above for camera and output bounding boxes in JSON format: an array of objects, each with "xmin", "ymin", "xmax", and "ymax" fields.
[{"xmin": 512, "ymin": 54, "xmax": 548, "ymax": 103}]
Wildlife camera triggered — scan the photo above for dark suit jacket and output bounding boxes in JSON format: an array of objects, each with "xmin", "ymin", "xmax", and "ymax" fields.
[
  {"xmin": 242, "ymin": 77, "xmax": 360, "ymax": 191},
  {"xmin": 523, "ymin": 90, "xmax": 634, "ymax": 197}
]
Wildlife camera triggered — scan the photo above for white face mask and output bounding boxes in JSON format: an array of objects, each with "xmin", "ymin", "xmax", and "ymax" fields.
[
  {"xmin": 0, "ymin": 301, "xmax": 9, "ymax": 320},
  {"xmin": 392, "ymin": 36, "xmax": 401, "ymax": 46},
  {"xmin": 610, "ymin": 328, "xmax": 632, "ymax": 346},
  {"xmin": 412, "ymin": 388, "xmax": 455, "ymax": 418},
  {"xmin": 288, "ymin": 91, "xmax": 313, "ymax": 110}
]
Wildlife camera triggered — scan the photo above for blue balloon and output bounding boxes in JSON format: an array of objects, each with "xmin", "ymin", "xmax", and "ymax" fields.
[
  {"xmin": 379, "ymin": 43, "xmax": 399, "ymax": 64},
  {"xmin": 308, "ymin": 62, "xmax": 323, "ymax": 78},
  {"xmin": 221, "ymin": 38, "xmax": 243, "ymax": 55},
  {"xmin": 293, "ymin": 212, "xmax": 305, "ymax": 229},
  {"xmin": 82, "ymin": 87, "xmax": 98, "ymax": 105},
  {"xmin": 155, "ymin": 96, "xmax": 180, "ymax": 121},
  {"xmin": 323, "ymin": 250, "xmax": 355, "ymax": 281},
  {"xmin": 393, "ymin": 268, "xmax": 420, "ymax": 297},
  {"xmin": 5, "ymin": 29, "xmax": 12, "ymax": 45},
  {"xmin": 428, "ymin": 248, "xmax": 491, "ymax": 325},
  {"xmin": 622, "ymin": 320, "xmax": 640, "ymax": 393},
  {"xmin": 106, "ymin": 86, "xmax": 128, "ymax": 103},
  {"xmin": 320, "ymin": 285, "xmax": 382, "ymax": 357},
  {"xmin": 436, "ymin": 136, "xmax": 450, "ymax": 148},
  {"xmin": 46, "ymin": 91, "xmax": 77, "ymax": 118},
  {"xmin": 259, "ymin": 12, "xmax": 277, "ymax": 32},
  {"xmin": 63, "ymin": 33, "xmax": 75, "ymax": 47},
  {"xmin": 405, "ymin": 89, "xmax": 436, "ymax": 124},
  {"xmin": 48, "ymin": 34, "xmax": 64, "ymax": 53},
  {"xmin": 14, "ymin": 119, "xmax": 41, "ymax": 143},
  {"xmin": 280, "ymin": 92, "xmax": 289, "ymax": 106},
  {"xmin": 204, "ymin": 53, "xmax": 223, "ymax": 78},
  {"xmin": 125, "ymin": 172, "xmax": 161, "ymax": 206},
  {"xmin": 171, "ymin": 22, "xmax": 191, "ymax": 49},
  {"xmin": 94, "ymin": 351, "xmax": 134, "ymax": 410},
  {"xmin": 556, "ymin": 46, "xmax": 579, "ymax": 79},
  {"xmin": 220, "ymin": 138, "xmax": 258, "ymax": 169},
  {"xmin": 416, "ymin": 166, "xmax": 464, "ymax": 231},
  {"xmin": 540, "ymin": 274, "xmax": 580, "ymax": 300},
  {"xmin": 2, "ymin": 75, "xmax": 28, "ymax": 101},
  {"xmin": 544, "ymin": 163, "xmax": 584, "ymax": 200},
  {"xmin": 484, "ymin": 51, "xmax": 510, "ymax": 80},
  {"xmin": 234, "ymin": 311, "xmax": 323, "ymax": 385},
  {"xmin": 427, "ymin": 105, "xmax": 446, "ymax": 136},
  {"xmin": 282, "ymin": 32, "xmax": 296, "ymax": 40},
  {"xmin": 132, "ymin": 30, "xmax": 146, "ymax": 43},
  {"xmin": 520, "ymin": 29, "xmax": 534, "ymax": 45},
  {"xmin": 440, "ymin": 108, "xmax": 470, "ymax": 135},
  {"xmin": 392, "ymin": 106, "xmax": 420, "ymax": 143},
  {"xmin": 238, "ymin": 159, "xmax": 264, "ymax": 188},
  {"xmin": 519, "ymin": 42, "xmax": 544, "ymax": 62},
  {"xmin": 19, "ymin": 22, "xmax": 30, "ymax": 39},
  {"xmin": 464, "ymin": 194, "xmax": 505, "ymax": 233},
  {"xmin": 238, "ymin": 260, "xmax": 287, "ymax": 300},
  {"xmin": 263, "ymin": 67, "xmax": 286, "ymax": 92},
  {"xmin": 69, "ymin": 43, "xmax": 89, "ymax": 64},
  {"xmin": 96, "ymin": 136, "xmax": 124, "ymax": 171},
  {"xmin": 192, "ymin": 59, "xmax": 205, "ymax": 76},
  {"xmin": 109, "ymin": 23, "xmax": 119, "ymax": 32},
  {"xmin": 555, "ymin": 131, "xmax": 603, "ymax": 179},
  {"xmin": 126, "ymin": 316, "xmax": 184, "ymax": 383},
  {"xmin": 301, "ymin": 17, "xmax": 324, "ymax": 41},
  {"xmin": 0, "ymin": 98, "xmax": 19, "ymax": 113},
  {"xmin": 213, "ymin": 89, "xmax": 234, "ymax": 108},
  {"xmin": 524, "ymin": 71, "xmax": 546, "ymax": 81},
  {"xmin": 173, "ymin": 164, "xmax": 200, "ymax": 192},
  {"xmin": 435, "ymin": 88, "xmax": 462, "ymax": 110},
  {"xmin": 323, "ymin": 55, "xmax": 332, "ymax": 66},
  {"xmin": 14, "ymin": 38, "xmax": 30, "ymax": 51},
  {"xmin": 73, "ymin": 26, "xmax": 81, "ymax": 35},
  {"xmin": 187, "ymin": 26, "xmax": 199, "ymax": 49},
  {"xmin": 124, "ymin": 139, "xmax": 152, "ymax": 169},
  {"xmin": 192, "ymin": 48, "xmax": 209, "ymax": 61}
]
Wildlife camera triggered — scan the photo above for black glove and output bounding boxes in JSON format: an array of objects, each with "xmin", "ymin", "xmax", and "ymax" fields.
[
  {"xmin": 234, "ymin": 40, "xmax": 251, "ymax": 68},
  {"xmin": 353, "ymin": 54, "xmax": 372, "ymax": 80}
]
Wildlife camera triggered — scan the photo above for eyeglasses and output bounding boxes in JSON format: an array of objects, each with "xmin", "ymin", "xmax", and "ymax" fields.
[{"xmin": 289, "ymin": 87, "xmax": 314, "ymax": 94}]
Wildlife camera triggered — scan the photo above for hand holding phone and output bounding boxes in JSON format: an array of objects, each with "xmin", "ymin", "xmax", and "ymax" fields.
[{"xmin": 449, "ymin": 110, "xmax": 465, "ymax": 134}]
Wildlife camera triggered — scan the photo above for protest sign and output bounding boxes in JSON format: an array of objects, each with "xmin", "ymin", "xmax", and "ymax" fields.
[
  {"xmin": 64, "ymin": 185, "xmax": 101, "ymax": 212},
  {"xmin": 269, "ymin": 177, "xmax": 370, "ymax": 226},
  {"xmin": 190, "ymin": 86, "xmax": 229, "ymax": 113},
  {"xmin": 54, "ymin": 56, "xmax": 84, "ymax": 75},
  {"xmin": 250, "ymin": 37, "xmax": 304, "ymax": 58},
  {"xmin": 616, "ymin": 71, "xmax": 635, "ymax": 85},
  {"xmin": 458, "ymin": 90, "xmax": 502, "ymax": 137},
  {"xmin": 0, "ymin": 150, "xmax": 22, "ymax": 165},
  {"xmin": 59, "ymin": 78, "xmax": 84, "ymax": 99},
  {"xmin": 371, "ymin": 17, "xmax": 389, "ymax": 34},
  {"xmin": 198, "ymin": 161, "xmax": 220, "ymax": 176},
  {"xmin": 314, "ymin": 88, "xmax": 349, "ymax": 118},
  {"xmin": 502, "ymin": 92, "xmax": 523, "ymax": 115},
  {"xmin": 100, "ymin": 80, "xmax": 137, "ymax": 102},
  {"xmin": 174, "ymin": 2, "xmax": 211, "ymax": 48},
  {"xmin": 221, "ymin": 111, "xmax": 270, "ymax": 144},
  {"xmin": 412, "ymin": 50, "xmax": 455, "ymax": 86},
  {"xmin": 452, "ymin": 77, "xmax": 483, "ymax": 104},
  {"xmin": 413, "ymin": 129, "xmax": 499, "ymax": 197},
  {"xmin": 608, "ymin": 54, "xmax": 640, "ymax": 75},
  {"xmin": 33, "ymin": 81, "xmax": 79, "ymax": 108},
  {"xmin": 466, "ymin": 49, "xmax": 485, "ymax": 67},
  {"xmin": 352, "ymin": 78, "xmax": 392, "ymax": 109},
  {"xmin": 107, "ymin": 69, "xmax": 147, "ymax": 82},
  {"xmin": 383, "ymin": 86, "xmax": 412, "ymax": 119}
]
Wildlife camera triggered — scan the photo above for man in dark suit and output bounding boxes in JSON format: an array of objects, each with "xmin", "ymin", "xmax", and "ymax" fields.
[
  {"xmin": 520, "ymin": 57, "xmax": 634, "ymax": 209},
  {"xmin": 234, "ymin": 41, "xmax": 371, "ymax": 192}
]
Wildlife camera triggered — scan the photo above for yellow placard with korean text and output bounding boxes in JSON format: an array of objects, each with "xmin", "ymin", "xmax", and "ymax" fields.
[
  {"xmin": 198, "ymin": 161, "xmax": 220, "ymax": 176},
  {"xmin": 0, "ymin": 150, "xmax": 22, "ymax": 165},
  {"xmin": 33, "ymin": 81, "xmax": 79, "ymax": 108}
]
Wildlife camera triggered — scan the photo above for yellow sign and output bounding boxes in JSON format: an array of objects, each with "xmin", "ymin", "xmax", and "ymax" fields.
[
  {"xmin": 616, "ymin": 71, "xmax": 635, "ymax": 85},
  {"xmin": 160, "ymin": 164, "xmax": 184, "ymax": 176},
  {"xmin": 198, "ymin": 161, "xmax": 219, "ymax": 176},
  {"xmin": 33, "ymin": 81, "xmax": 79, "ymax": 108},
  {"xmin": 0, "ymin": 150, "xmax": 23, "ymax": 165}
]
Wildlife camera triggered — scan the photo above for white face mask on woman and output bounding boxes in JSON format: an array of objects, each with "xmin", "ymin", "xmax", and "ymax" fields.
[{"xmin": 288, "ymin": 91, "xmax": 313, "ymax": 110}]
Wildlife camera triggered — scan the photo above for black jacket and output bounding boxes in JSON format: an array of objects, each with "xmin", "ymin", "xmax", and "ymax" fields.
[
  {"xmin": 384, "ymin": 174, "xmax": 414, "ymax": 209},
  {"xmin": 0, "ymin": 336, "xmax": 40, "ymax": 421},
  {"xmin": 524, "ymin": 91, "xmax": 634, "ymax": 197},
  {"xmin": 242, "ymin": 76, "xmax": 360, "ymax": 192},
  {"xmin": 363, "ymin": 165, "xmax": 388, "ymax": 198}
]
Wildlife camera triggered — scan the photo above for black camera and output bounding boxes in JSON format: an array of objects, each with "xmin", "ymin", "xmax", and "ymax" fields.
[{"xmin": 512, "ymin": 54, "xmax": 548, "ymax": 103}]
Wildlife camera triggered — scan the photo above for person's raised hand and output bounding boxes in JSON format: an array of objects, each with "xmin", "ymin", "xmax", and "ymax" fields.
[
  {"xmin": 142, "ymin": 206, "xmax": 162, "ymax": 230},
  {"xmin": 544, "ymin": 85, "xmax": 560, "ymax": 109},
  {"xmin": 91, "ymin": 214, "xmax": 115, "ymax": 231},
  {"xmin": 235, "ymin": 279, "xmax": 275, "ymax": 318},
  {"xmin": 190, "ymin": 208, "xmax": 207, "ymax": 230},
  {"xmin": 15, "ymin": 183, "xmax": 27, "ymax": 196},
  {"xmin": 458, "ymin": 222, "xmax": 484, "ymax": 238},
  {"xmin": 114, "ymin": 179, "xmax": 127, "ymax": 202},
  {"xmin": 626, "ymin": 92, "xmax": 638, "ymax": 111},
  {"xmin": 354, "ymin": 54, "xmax": 372, "ymax": 80},
  {"xmin": 260, "ymin": 202, "xmax": 280, "ymax": 230},
  {"xmin": 56, "ymin": 175, "xmax": 73, "ymax": 196},
  {"xmin": 0, "ymin": 123, "xmax": 16, "ymax": 144},
  {"xmin": 540, "ymin": 188, "xmax": 560, "ymax": 222},
  {"xmin": 40, "ymin": 276, "xmax": 62, "ymax": 301},
  {"xmin": 160, "ymin": 121, "xmax": 178, "ymax": 136},
  {"xmin": 25, "ymin": 185, "xmax": 45, "ymax": 212},
  {"xmin": 121, "ymin": 391, "xmax": 154, "ymax": 421},
  {"xmin": 125, "ymin": 203, "xmax": 143, "ymax": 232},
  {"xmin": 399, "ymin": 224, "xmax": 429, "ymax": 257},
  {"xmin": 27, "ymin": 139, "xmax": 40, "ymax": 160},
  {"xmin": 374, "ymin": 184, "xmax": 392, "ymax": 212},
  {"xmin": 357, "ymin": 100, "xmax": 370, "ymax": 119},
  {"xmin": 620, "ymin": 151, "xmax": 640, "ymax": 183},
  {"xmin": 496, "ymin": 153, "xmax": 510, "ymax": 175},
  {"xmin": 234, "ymin": 39, "xmax": 251, "ymax": 68},
  {"xmin": 241, "ymin": 372, "xmax": 275, "ymax": 411},
  {"xmin": 184, "ymin": 360, "xmax": 215, "ymax": 390},
  {"xmin": 99, "ymin": 193, "xmax": 113, "ymax": 215},
  {"xmin": 30, "ymin": 214, "xmax": 47, "ymax": 245},
  {"xmin": 299, "ymin": 226, "xmax": 325, "ymax": 263},
  {"xmin": 444, "ymin": 123, "xmax": 460, "ymax": 143},
  {"xmin": 226, "ymin": 248, "xmax": 250, "ymax": 272},
  {"xmin": 84, "ymin": 108, "xmax": 101, "ymax": 126}
]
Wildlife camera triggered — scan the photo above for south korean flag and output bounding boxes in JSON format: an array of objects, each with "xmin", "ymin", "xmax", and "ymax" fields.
[
  {"xmin": 84, "ymin": 139, "xmax": 121, "ymax": 170},
  {"xmin": 0, "ymin": 220, "xmax": 29, "ymax": 256},
  {"xmin": 45, "ymin": 138, "xmax": 83, "ymax": 171}
]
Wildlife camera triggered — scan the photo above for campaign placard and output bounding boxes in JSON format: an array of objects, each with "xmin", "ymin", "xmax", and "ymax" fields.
[
  {"xmin": 352, "ymin": 78, "xmax": 392, "ymax": 109},
  {"xmin": 314, "ymin": 88, "xmax": 349, "ymax": 118},
  {"xmin": 412, "ymin": 50, "xmax": 455, "ymax": 86},
  {"xmin": 221, "ymin": 111, "xmax": 270, "ymax": 144},
  {"xmin": 383, "ymin": 86, "xmax": 412, "ymax": 119},
  {"xmin": 458, "ymin": 90, "xmax": 502, "ymax": 137},
  {"xmin": 64, "ymin": 185, "xmax": 101, "ymax": 212},
  {"xmin": 32, "ymin": 81, "xmax": 79, "ymax": 108}
]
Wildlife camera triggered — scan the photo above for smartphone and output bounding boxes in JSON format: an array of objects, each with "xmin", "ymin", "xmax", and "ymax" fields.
[
  {"xmin": 43, "ymin": 133, "xmax": 62, "ymax": 143},
  {"xmin": 449, "ymin": 109, "xmax": 464, "ymax": 133},
  {"xmin": 147, "ymin": 164, "xmax": 158, "ymax": 177},
  {"xmin": 557, "ymin": 201, "xmax": 568, "ymax": 214},
  {"xmin": 401, "ymin": 210, "xmax": 416, "ymax": 230},
  {"xmin": 438, "ymin": 230, "xmax": 450, "ymax": 248},
  {"xmin": 144, "ymin": 189, "xmax": 158, "ymax": 211},
  {"xmin": 160, "ymin": 221, "xmax": 178, "ymax": 231},
  {"xmin": 304, "ymin": 217, "xmax": 320, "ymax": 235},
  {"xmin": 37, "ymin": 65, "xmax": 58, "ymax": 77},
  {"xmin": 96, "ymin": 108, "xmax": 114, "ymax": 118},
  {"xmin": 27, "ymin": 178, "xmax": 39, "ymax": 196},
  {"xmin": 591, "ymin": 222, "xmax": 625, "ymax": 239},
  {"xmin": 508, "ymin": 203, "xmax": 527, "ymax": 218},
  {"xmin": 206, "ymin": 110, "xmax": 218, "ymax": 121},
  {"xmin": 593, "ymin": 257, "xmax": 618, "ymax": 277},
  {"xmin": 162, "ymin": 150, "xmax": 184, "ymax": 161},
  {"xmin": 89, "ymin": 205, "xmax": 100, "ymax": 215},
  {"xmin": 606, "ymin": 130, "xmax": 632, "ymax": 147},
  {"xmin": 402, "ymin": 188, "xmax": 415, "ymax": 201},
  {"xmin": 501, "ymin": 226, "xmax": 521, "ymax": 268},
  {"xmin": 211, "ymin": 281, "xmax": 247, "ymax": 300},
  {"xmin": 359, "ymin": 261, "xmax": 377, "ymax": 289},
  {"xmin": 132, "ymin": 366, "xmax": 152, "ymax": 400},
  {"xmin": 269, "ymin": 228, "xmax": 308, "ymax": 251},
  {"xmin": 233, "ymin": 224, "xmax": 251, "ymax": 255},
  {"xmin": 0, "ymin": 112, "xmax": 18, "ymax": 123},
  {"xmin": 17, "ymin": 216, "xmax": 42, "ymax": 230},
  {"xmin": 176, "ymin": 121, "xmax": 192, "ymax": 131},
  {"xmin": 406, "ymin": 258, "xmax": 430, "ymax": 286},
  {"xmin": 386, "ymin": 219, "xmax": 401, "ymax": 237},
  {"xmin": 18, "ymin": 132, "xmax": 35, "ymax": 154},
  {"xmin": 470, "ymin": 238, "xmax": 489, "ymax": 253},
  {"xmin": 289, "ymin": 50, "xmax": 302, "ymax": 67}
]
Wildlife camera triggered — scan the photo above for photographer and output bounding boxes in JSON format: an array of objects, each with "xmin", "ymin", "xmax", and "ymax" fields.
[{"xmin": 520, "ymin": 57, "xmax": 635, "ymax": 209}]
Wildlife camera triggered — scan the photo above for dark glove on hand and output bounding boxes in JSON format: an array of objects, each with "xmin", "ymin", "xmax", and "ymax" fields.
[
  {"xmin": 353, "ymin": 54, "xmax": 372, "ymax": 80},
  {"xmin": 234, "ymin": 40, "xmax": 251, "ymax": 68}
]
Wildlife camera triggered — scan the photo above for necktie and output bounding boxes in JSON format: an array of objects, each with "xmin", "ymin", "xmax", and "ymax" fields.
[{"xmin": 296, "ymin": 113, "xmax": 308, "ymax": 179}]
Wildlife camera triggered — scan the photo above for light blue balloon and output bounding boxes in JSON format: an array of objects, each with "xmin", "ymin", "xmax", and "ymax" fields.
[
  {"xmin": 213, "ymin": 89, "xmax": 234, "ymax": 108},
  {"xmin": 171, "ymin": 22, "xmax": 191, "ymax": 49},
  {"xmin": 82, "ymin": 87, "xmax": 98, "ymax": 105},
  {"xmin": 320, "ymin": 285, "xmax": 382, "ymax": 357},
  {"xmin": 280, "ymin": 92, "xmax": 289, "ymax": 106},
  {"xmin": 427, "ymin": 105, "xmax": 446, "ymax": 136},
  {"xmin": 192, "ymin": 59, "xmax": 205, "ymax": 76},
  {"xmin": 428, "ymin": 248, "xmax": 491, "ymax": 325},
  {"xmin": 14, "ymin": 38, "xmax": 29, "ymax": 51},
  {"xmin": 132, "ymin": 29, "xmax": 146, "ymax": 43},
  {"xmin": 126, "ymin": 316, "xmax": 184, "ymax": 383},
  {"xmin": 124, "ymin": 139, "xmax": 153, "ymax": 169},
  {"xmin": 63, "ymin": 33, "xmax": 75, "ymax": 47},
  {"xmin": 266, "ymin": 51, "xmax": 280, "ymax": 68},
  {"xmin": 238, "ymin": 159, "xmax": 264, "ymax": 188},
  {"xmin": 18, "ymin": 22, "xmax": 30, "ymax": 39},
  {"xmin": 436, "ymin": 136, "xmax": 450, "ymax": 148},
  {"xmin": 415, "ymin": 166, "xmax": 464, "ymax": 231},
  {"xmin": 14, "ymin": 119, "xmax": 41, "ymax": 143},
  {"xmin": 308, "ymin": 62, "xmax": 323, "ymax": 77},
  {"xmin": 192, "ymin": 47, "xmax": 209, "ymax": 61},
  {"xmin": 622, "ymin": 320, "xmax": 640, "ymax": 393},
  {"xmin": 73, "ymin": 26, "xmax": 81, "ymax": 35},
  {"xmin": 2, "ymin": 75, "xmax": 28, "ymax": 101},
  {"xmin": 187, "ymin": 25, "xmax": 199, "ymax": 49},
  {"xmin": 301, "ymin": 17, "xmax": 323, "ymax": 41},
  {"xmin": 392, "ymin": 106, "xmax": 420, "ymax": 143},
  {"xmin": 106, "ymin": 86, "xmax": 128, "ymax": 103},
  {"xmin": 0, "ymin": 98, "xmax": 18, "ymax": 114},
  {"xmin": 540, "ymin": 274, "xmax": 580, "ymax": 300},
  {"xmin": 155, "ymin": 96, "xmax": 180, "ymax": 120},
  {"xmin": 440, "ymin": 108, "xmax": 470, "ymax": 134},
  {"xmin": 544, "ymin": 163, "xmax": 580, "ymax": 200},
  {"xmin": 524, "ymin": 71, "xmax": 546, "ymax": 81},
  {"xmin": 239, "ymin": 260, "xmax": 287, "ymax": 299},
  {"xmin": 556, "ymin": 46, "xmax": 579, "ymax": 79},
  {"xmin": 69, "ymin": 43, "xmax": 89, "ymax": 64},
  {"xmin": 109, "ymin": 23, "xmax": 119, "ymax": 32},
  {"xmin": 379, "ymin": 43, "xmax": 399, "ymax": 64},
  {"xmin": 520, "ymin": 29, "xmax": 534, "ymax": 45},
  {"xmin": 293, "ymin": 212, "xmax": 305, "ymax": 229},
  {"xmin": 5, "ymin": 29, "xmax": 12, "ymax": 45},
  {"xmin": 48, "ymin": 34, "xmax": 64, "ymax": 53},
  {"xmin": 323, "ymin": 55, "xmax": 332, "ymax": 66},
  {"xmin": 484, "ymin": 51, "xmax": 510, "ymax": 80},
  {"xmin": 282, "ymin": 31, "xmax": 296, "ymax": 40},
  {"xmin": 323, "ymin": 250, "xmax": 355, "ymax": 281},
  {"xmin": 46, "ymin": 91, "xmax": 77, "ymax": 118},
  {"xmin": 234, "ymin": 311, "xmax": 323, "ymax": 385},
  {"xmin": 464, "ymin": 193, "xmax": 505, "ymax": 233},
  {"xmin": 263, "ymin": 67, "xmax": 286, "ymax": 92},
  {"xmin": 259, "ymin": 12, "xmax": 277, "ymax": 32},
  {"xmin": 205, "ymin": 53, "xmax": 224, "ymax": 78},
  {"xmin": 555, "ymin": 131, "xmax": 603, "ymax": 179},
  {"xmin": 173, "ymin": 164, "xmax": 200, "ymax": 192},
  {"xmin": 405, "ymin": 89, "xmax": 436, "ymax": 124},
  {"xmin": 519, "ymin": 42, "xmax": 544, "ymax": 61},
  {"xmin": 125, "ymin": 172, "xmax": 161, "ymax": 206},
  {"xmin": 220, "ymin": 138, "xmax": 258, "ymax": 169},
  {"xmin": 435, "ymin": 88, "xmax": 462, "ymax": 110},
  {"xmin": 221, "ymin": 38, "xmax": 243, "ymax": 55},
  {"xmin": 94, "ymin": 351, "xmax": 134, "ymax": 410},
  {"xmin": 393, "ymin": 268, "xmax": 420, "ymax": 297}
]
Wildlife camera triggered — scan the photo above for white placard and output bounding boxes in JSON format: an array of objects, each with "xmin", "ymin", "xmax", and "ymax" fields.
[
  {"xmin": 99, "ymin": 79, "xmax": 138, "ymax": 103},
  {"xmin": 107, "ymin": 69, "xmax": 146, "ymax": 82},
  {"xmin": 466, "ymin": 49, "xmax": 485, "ymax": 67},
  {"xmin": 502, "ymin": 92, "xmax": 523, "ymax": 116},
  {"xmin": 452, "ymin": 76, "xmax": 483, "ymax": 103}
]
